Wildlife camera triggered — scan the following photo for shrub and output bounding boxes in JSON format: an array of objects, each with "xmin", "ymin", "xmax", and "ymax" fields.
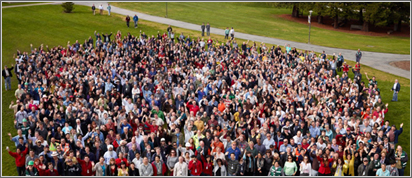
[{"xmin": 62, "ymin": 2, "xmax": 75, "ymax": 13}]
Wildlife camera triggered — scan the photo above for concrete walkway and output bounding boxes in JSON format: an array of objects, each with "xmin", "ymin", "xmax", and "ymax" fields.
[
  {"xmin": 1, "ymin": 2, "xmax": 61, "ymax": 8},
  {"xmin": 4, "ymin": 2, "xmax": 410, "ymax": 79}
]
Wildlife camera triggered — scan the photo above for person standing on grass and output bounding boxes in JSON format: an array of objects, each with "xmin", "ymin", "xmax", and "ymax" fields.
[
  {"xmin": 224, "ymin": 27, "xmax": 229, "ymax": 39},
  {"xmin": 391, "ymin": 79, "xmax": 400, "ymax": 102},
  {"xmin": 92, "ymin": 4, "xmax": 96, "ymax": 15},
  {"xmin": 133, "ymin": 14, "xmax": 139, "ymax": 28},
  {"xmin": 7, "ymin": 144, "xmax": 29, "ymax": 176},
  {"xmin": 99, "ymin": 4, "xmax": 103, "ymax": 15},
  {"xmin": 3, "ymin": 64, "xmax": 14, "ymax": 91},
  {"xmin": 206, "ymin": 22, "xmax": 210, "ymax": 36},
  {"xmin": 229, "ymin": 27, "xmax": 235, "ymax": 40},
  {"xmin": 107, "ymin": 4, "xmax": 111, "ymax": 16},
  {"xmin": 337, "ymin": 52, "xmax": 344, "ymax": 72},
  {"xmin": 125, "ymin": 15, "xmax": 131, "ymax": 28},
  {"xmin": 167, "ymin": 25, "xmax": 173, "ymax": 37},
  {"xmin": 356, "ymin": 49, "xmax": 362, "ymax": 62},
  {"xmin": 201, "ymin": 23, "xmax": 205, "ymax": 37}
]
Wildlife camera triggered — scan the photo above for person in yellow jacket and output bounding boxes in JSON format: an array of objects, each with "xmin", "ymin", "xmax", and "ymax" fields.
[
  {"xmin": 332, "ymin": 158, "xmax": 344, "ymax": 176},
  {"xmin": 343, "ymin": 147, "xmax": 355, "ymax": 176},
  {"xmin": 192, "ymin": 130, "xmax": 205, "ymax": 149}
]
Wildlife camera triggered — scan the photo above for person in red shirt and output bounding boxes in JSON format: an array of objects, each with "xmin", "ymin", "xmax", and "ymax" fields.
[
  {"xmin": 115, "ymin": 152, "xmax": 129, "ymax": 167},
  {"xmin": 44, "ymin": 162, "xmax": 59, "ymax": 176},
  {"xmin": 202, "ymin": 155, "xmax": 213, "ymax": 176},
  {"xmin": 7, "ymin": 144, "xmax": 28, "ymax": 176},
  {"xmin": 186, "ymin": 100, "xmax": 200, "ymax": 116},
  {"xmin": 188, "ymin": 155, "xmax": 202, "ymax": 176},
  {"xmin": 76, "ymin": 153, "xmax": 95, "ymax": 176},
  {"xmin": 317, "ymin": 150, "xmax": 334, "ymax": 176},
  {"xmin": 151, "ymin": 155, "xmax": 167, "ymax": 176},
  {"xmin": 341, "ymin": 62, "xmax": 350, "ymax": 73}
]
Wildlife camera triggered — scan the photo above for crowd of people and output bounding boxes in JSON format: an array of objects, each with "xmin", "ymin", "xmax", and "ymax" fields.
[{"xmin": 5, "ymin": 26, "xmax": 408, "ymax": 177}]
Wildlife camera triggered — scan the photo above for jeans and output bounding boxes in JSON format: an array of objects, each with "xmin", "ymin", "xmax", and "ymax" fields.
[
  {"xmin": 17, "ymin": 166, "xmax": 25, "ymax": 176},
  {"xmin": 134, "ymin": 21, "xmax": 138, "ymax": 28},
  {"xmin": 225, "ymin": 34, "xmax": 229, "ymax": 39},
  {"xmin": 201, "ymin": 30, "xmax": 205, "ymax": 36},
  {"xmin": 108, "ymin": 10, "xmax": 111, "ymax": 15},
  {"xmin": 207, "ymin": 30, "xmax": 210, "ymax": 36},
  {"xmin": 126, "ymin": 21, "xmax": 130, "ymax": 27},
  {"xmin": 392, "ymin": 91, "xmax": 398, "ymax": 101},
  {"xmin": 5, "ymin": 76, "xmax": 11, "ymax": 90},
  {"xmin": 398, "ymin": 168, "xmax": 404, "ymax": 176}
]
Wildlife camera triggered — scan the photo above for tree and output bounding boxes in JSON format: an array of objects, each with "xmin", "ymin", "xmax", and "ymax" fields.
[
  {"xmin": 312, "ymin": 2, "xmax": 327, "ymax": 24},
  {"xmin": 62, "ymin": 2, "xmax": 75, "ymax": 13},
  {"xmin": 390, "ymin": 2, "xmax": 410, "ymax": 32}
]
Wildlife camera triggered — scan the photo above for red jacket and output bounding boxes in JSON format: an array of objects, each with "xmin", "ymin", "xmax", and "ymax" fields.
[
  {"xmin": 151, "ymin": 161, "xmax": 167, "ymax": 176},
  {"xmin": 188, "ymin": 160, "xmax": 202, "ymax": 176},
  {"xmin": 317, "ymin": 156, "xmax": 333, "ymax": 174},
  {"xmin": 115, "ymin": 158, "xmax": 129, "ymax": 167},
  {"xmin": 8, "ymin": 147, "xmax": 28, "ymax": 167},
  {"xmin": 77, "ymin": 158, "xmax": 95, "ymax": 176},
  {"xmin": 202, "ymin": 161, "xmax": 213, "ymax": 176},
  {"xmin": 186, "ymin": 101, "xmax": 200, "ymax": 115},
  {"xmin": 44, "ymin": 169, "xmax": 59, "ymax": 176}
]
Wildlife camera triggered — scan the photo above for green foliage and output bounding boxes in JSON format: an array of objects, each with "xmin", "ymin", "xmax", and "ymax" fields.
[{"xmin": 61, "ymin": 2, "xmax": 74, "ymax": 13}]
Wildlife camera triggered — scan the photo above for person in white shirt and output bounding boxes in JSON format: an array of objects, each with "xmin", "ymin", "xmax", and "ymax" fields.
[
  {"xmin": 173, "ymin": 156, "xmax": 188, "ymax": 176},
  {"xmin": 131, "ymin": 84, "xmax": 140, "ymax": 103},
  {"xmin": 299, "ymin": 156, "xmax": 312, "ymax": 176},
  {"xmin": 293, "ymin": 131, "xmax": 303, "ymax": 145},
  {"xmin": 98, "ymin": 4, "xmax": 103, "ymax": 15},
  {"xmin": 262, "ymin": 133, "xmax": 275, "ymax": 149},
  {"xmin": 229, "ymin": 27, "xmax": 235, "ymax": 40},
  {"xmin": 132, "ymin": 152, "xmax": 142, "ymax": 169}
]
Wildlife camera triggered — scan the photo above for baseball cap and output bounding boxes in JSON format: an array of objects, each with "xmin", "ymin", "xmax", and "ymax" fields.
[
  {"xmin": 160, "ymin": 138, "xmax": 166, "ymax": 142},
  {"xmin": 22, "ymin": 119, "xmax": 27, "ymax": 122},
  {"xmin": 28, "ymin": 161, "xmax": 34, "ymax": 166}
]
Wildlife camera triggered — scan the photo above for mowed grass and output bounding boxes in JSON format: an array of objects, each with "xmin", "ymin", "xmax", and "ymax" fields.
[
  {"xmin": 2, "ymin": 4, "xmax": 410, "ymax": 176},
  {"xmin": 1, "ymin": 2, "xmax": 49, "ymax": 6},
  {"xmin": 110, "ymin": 2, "xmax": 410, "ymax": 55}
]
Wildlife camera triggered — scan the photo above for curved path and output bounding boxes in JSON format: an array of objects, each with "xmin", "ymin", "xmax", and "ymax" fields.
[{"xmin": 4, "ymin": 2, "xmax": 410, "ymax": 79}]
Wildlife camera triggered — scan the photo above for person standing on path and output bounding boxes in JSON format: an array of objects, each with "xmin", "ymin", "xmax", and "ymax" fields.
[
  {"xmin": 125, "ymin": 15, "xmax": 131, "ymax": 28},
  {"xmin": 3, "ymin": 64, "xmax": 14, "ymax": 91},
  {"xmin": 107, "ymin": 4, "xmax": 111, "ymax": 16},
  {"xmin": 224, "ymin": 27, "xmax": 229, "ymax": 39},
  {"xmin": 133, "ymin": 14, "xmax": 139, "ymax": 28},
  {"xmin": 92, "ymin": 4, "xmax": 96, "ymax": 15},
  {"xmin": 356, "ymin": 49, "xmax": 362, "ymax": 62},
  {"xmin": 201, "ymin": 23, "xmax": 205, "ymax": 37},
  {"xmin": 229, "ymin": 27, "xmax": 235, "ymax": 40},
  {"xmin": 206, "ymin": 23, "xmax": 210, "ymax": 36},
  {"xmin": 99, "ymin": 4, "xmax": 103, "ymax": 15},
  {"xmin": 391, "ymin": 79, "xmax": 400, "ymax": 102},
  {"xmin": 167, "ymin": 25, "xmax": 173, "ymax": 38}
]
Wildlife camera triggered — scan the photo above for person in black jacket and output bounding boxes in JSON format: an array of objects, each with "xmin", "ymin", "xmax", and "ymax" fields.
[
  {"xmin": 2, "ymin": 64, "xmax": 14, "ymax": 91},
  {"xmin": 63, "ymin": 159, "xmax": 81, "ymax": 176},
  {"xmin": 128, "ymin": 162, "xmax": 139, "ymax": 176}
]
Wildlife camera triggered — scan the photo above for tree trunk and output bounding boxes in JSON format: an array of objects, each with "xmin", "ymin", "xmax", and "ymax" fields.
[
  {"xmin": 359, "ymin": 9, "xmax": 363, "ymax": 24},
  {"xmin": 334, "ymin": 15, "xmax": 339, "ymax": 29},
  {"xmin": 394, "ymin": 19, "xmax": 402, "ymax": 32},
  {"xmin": 296, "ymin": 7, "xmax": 300, "ymax": 18},
  {"xmin": 292, "ymin": 5, "xmax": 297, "ymax": 17},
  {"xmin": 318, "ymin": 15, "xmax": 323, "ymax": 24},
  {"xmin": 363, "ymin": 21, "xmax": 369, "ymax": 32}
]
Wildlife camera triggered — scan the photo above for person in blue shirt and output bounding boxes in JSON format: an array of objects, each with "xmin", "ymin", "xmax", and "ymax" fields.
[
  {"xmin": 133, "ymin": 14, "xmax": 139, "ymax": 28},
  {"xmin": 225, "ymin": 141, "xmax": 241, "ymax": 160},
  {"xmin": 279, "ymin": 139, "xmax": 292, "ymax": 154},
  {"xmin": 8, "ymin": 131, "xmax": 27, "ymax": 147},
  {"xmin": 376, "ymin": 164, "xmax": 390, "ymax": 176},
  {"xmin": 262, "ymin": 133, "xmax": 275, "ymax": 149}
]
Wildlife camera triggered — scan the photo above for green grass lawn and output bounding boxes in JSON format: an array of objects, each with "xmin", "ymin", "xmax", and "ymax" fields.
[
  {"xmin": 110, "ymin": 2, "xmax": 410, "ymax": 55},
  {"xmin": 1, "ymin": 2, "xmax": 49, "ymax": 6},
  {"xmin": 2, "ymin": 4, "xmax": 410, "ymax": 176}
]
